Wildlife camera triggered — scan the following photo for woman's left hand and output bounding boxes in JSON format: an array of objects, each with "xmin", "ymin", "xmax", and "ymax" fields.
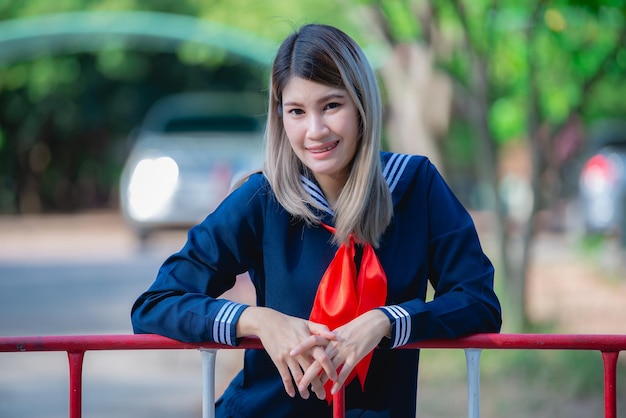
[{"xmin": 291, "ymin": 309, "xmax": 391, "ymax": 396}]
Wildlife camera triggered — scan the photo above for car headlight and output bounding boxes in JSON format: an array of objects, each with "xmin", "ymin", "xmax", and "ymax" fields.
[{"xmin": 127, "ymin": 156, "xmax": 179, "ymax": 221}]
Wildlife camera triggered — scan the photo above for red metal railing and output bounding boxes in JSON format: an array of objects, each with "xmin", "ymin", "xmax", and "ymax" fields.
[{"xmin": 1, "ymin": 333, "xmax": 624, "ymax": 418}]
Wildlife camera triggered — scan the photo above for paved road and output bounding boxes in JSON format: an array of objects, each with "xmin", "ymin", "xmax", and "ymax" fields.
[
  {"xmin": 0, "ymin": 212, "xmax": 250, "ymax": 418},
  {"xmin": 1, "ymin": 212, "xmax": 624, "ymax": 418}
]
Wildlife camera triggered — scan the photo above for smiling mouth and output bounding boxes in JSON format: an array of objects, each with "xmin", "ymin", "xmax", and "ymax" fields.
[{"xmin": 308, "ymin": 141, "xmax": 339, "ymax": 153}]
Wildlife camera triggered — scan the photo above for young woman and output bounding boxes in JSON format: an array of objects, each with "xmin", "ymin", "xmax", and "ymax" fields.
[{"xmin": 131, "ymin": 23, "xmax": 502, "ymax": 417}]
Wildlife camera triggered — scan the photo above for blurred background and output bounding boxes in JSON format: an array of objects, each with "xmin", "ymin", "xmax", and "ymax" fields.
[{"xmin": 1, "ymin": 1, "xmax": 625, "ymax": 417}]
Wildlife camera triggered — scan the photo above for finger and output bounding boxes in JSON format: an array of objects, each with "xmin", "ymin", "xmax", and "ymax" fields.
[
  {"xmin": 298, "ymin": 360, "xmax": 323, "ymax": 393},
  {"xmin": 288, "ymin": 358, "xmax": 309, "ymax": 399},
  {"xmin": 276, "ymin": 361, "xmax": 296, "ymax": 398},
  {"xmin": 309, "ymin": 323, "xmax": 337, "ymax": 340},
  {"xmin": 331, "ymin": 359, "xmax": 356, "ymax": 395},
  {"xmin": 298, "ymin": 360, "xmax": 330, "ymax": 401},
  {"xmin": 290, "ymin": 335, "xmax": 330, "ymax": 357},
  {"xmin": 320, "ymin": 373, "xmax": 331, "ymax": 386},
  {"xmin": 309, "ymin": 375, "xmax": 326, "ymax": 400},
  {"xmin": 298, "ymin": 345, "xmax": 339, "ymax": 394},
  {"xmin": 312, "ymin": 345, "xmax": 337, "ymax": 381}
]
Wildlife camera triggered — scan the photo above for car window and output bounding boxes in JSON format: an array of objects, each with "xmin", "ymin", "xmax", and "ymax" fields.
[{"xmin": 163, "ymin": 115, "xmax": 260, "ymax": 133}]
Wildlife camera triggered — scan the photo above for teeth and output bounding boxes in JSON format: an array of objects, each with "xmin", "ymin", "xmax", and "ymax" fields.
[{"xmin": 311, "ymin": 142, "xmax": 337, "ymax": 153}]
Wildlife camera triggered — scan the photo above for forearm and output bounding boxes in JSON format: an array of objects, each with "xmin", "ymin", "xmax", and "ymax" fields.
[
  {"xmin": 236, "ymin": 306, "xmax": 271, "ymax": 338},
  {"xmin": 379, "ymin": 289, "xmax": 501, "ymax": 348},
  {"xmin": 361, "ymin": 309, "xmax": 391, "ymax": 339},
  {"xmin": 131, "ymin": 291, "xmax": 248, "ymax": 345}
]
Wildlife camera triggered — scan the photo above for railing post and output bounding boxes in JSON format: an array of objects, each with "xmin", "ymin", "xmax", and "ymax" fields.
[
  {"xmin": 200, "ymin": 348, "xmax": 218, "ymax": 418},
  {"xmin": 601, "ymin": 351, "xmax": 619, "ymax": 418},
  {"xmin": 333, "ymin": 387, "xmax": 346, "ymax": 418},
  {"xmin": 465, "ymin": 348, "xmax": 482, "ymax": 418},
  {"xmin": 67, "ymin": 350, "xmax": 85, "ymax": 418}
]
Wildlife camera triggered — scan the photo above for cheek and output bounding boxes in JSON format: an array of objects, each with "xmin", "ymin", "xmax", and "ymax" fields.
[
  {"xmin": 343, "ymin": 117, "xmax": 361, "ymax": 146},
  {"xmin": 283, "ymin": 120, "xmax": 302, "ymax": 147},
  {"xmin": 343, "ymin": 109, "xmax": 361, "ymax": 141}
]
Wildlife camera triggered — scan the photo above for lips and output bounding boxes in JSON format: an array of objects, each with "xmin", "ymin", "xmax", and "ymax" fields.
[{"xmin": 307, "ymin": 140, "xmax": 339, "ymax": 154}]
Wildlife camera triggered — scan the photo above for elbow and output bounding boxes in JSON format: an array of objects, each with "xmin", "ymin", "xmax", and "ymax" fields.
[
  {"xmin": 483, "ymin": 300, "xmax": 503, "ymax": 333},
  {"xmin": 487, "ymin": 311, "xmax": 503, "ymax": 333},
  {"xmin": 130, "ymin": 296, "xmax": 152, "ymax": 335}
]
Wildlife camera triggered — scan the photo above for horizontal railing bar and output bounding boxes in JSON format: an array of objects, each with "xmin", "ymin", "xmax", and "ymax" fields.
[
  {"xmin": 1, "ymin": 333, "xmax": 623, "ymax": 418},
  {"xmin": 406, "ymin": 333, "xmax": 626, "ymax": 351},
  {"xmin": 0, "ymin": 334, "xmax": 260, "ymax": 352},
  {"xmin": 1, "ymin": 333, "xmax": 626, "ymax": 353}
]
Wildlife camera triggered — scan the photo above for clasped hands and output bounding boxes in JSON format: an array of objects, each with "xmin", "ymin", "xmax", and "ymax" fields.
[{"xmin": 239, "ymin": 307, "xmax": 390, "ymax": 401}]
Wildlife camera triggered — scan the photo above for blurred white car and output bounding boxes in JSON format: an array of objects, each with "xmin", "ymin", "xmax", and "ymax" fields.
[
  {"xmin": 579, "ymin": 121, "xmax": 626, "ymax": 238},
  {"xmin": 119, "ymin": 91, "xmax": 266, "ymax": 240}
]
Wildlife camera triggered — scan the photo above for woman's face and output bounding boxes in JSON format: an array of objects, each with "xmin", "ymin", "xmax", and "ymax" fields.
[{"xmin": 281, "ymin": 76, "xmax": 360, "ymax": 198}]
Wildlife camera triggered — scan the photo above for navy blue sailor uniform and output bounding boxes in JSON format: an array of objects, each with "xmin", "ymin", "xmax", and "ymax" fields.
[{"xmin": 131, "ymin": 152, "xmax": 502, "ymax": 418}]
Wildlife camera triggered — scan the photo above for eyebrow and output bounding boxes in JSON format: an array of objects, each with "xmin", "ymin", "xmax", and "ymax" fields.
[{"xmin": 282, "ymin": 92, "xmax": 347, "ymax": 107}]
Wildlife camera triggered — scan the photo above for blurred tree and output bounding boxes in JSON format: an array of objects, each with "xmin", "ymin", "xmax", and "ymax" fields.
[
  {"xmin": 1, "ymin": 0, "xmax": 625, "ymax": 328},
  {"xmin": 358, "ymin": 0, "xmax": 626, "ymax": 329},
  {"xmin": 0, "ymin": 1, "xmax": 359, "ymax": 213}
]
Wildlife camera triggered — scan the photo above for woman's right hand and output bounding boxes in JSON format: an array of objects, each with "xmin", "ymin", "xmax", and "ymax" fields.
[{"xmin": 236, "ymin": 306, "xmax": 336, "ymax": 400}]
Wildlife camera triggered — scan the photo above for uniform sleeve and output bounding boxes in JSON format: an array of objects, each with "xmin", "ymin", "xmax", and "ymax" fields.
[
  {"xmin": 378, "ymin": 160, "xmax": 502, "ymax": 348},
  {"xmin": 130, "ymin": 174, "xmax": 267, "ymax": 345}
]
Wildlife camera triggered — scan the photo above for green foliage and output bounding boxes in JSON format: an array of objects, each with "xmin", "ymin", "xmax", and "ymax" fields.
[
  {"xmin": 489, "ymin": 98, "xmax": 526, "ymax": 143},
  {"xmin": 430, "ymin": 0, "xmax": 626, "ymax": 146},
  {"xmin": 96, "ymin": 48, "xmax": 149, "ymax": 81},
  {"xmin": 378, "ymin": 0, "xmax": 421, "ymax": 41},
  {"xmin": 1, "ymin": 0, "xmax": 360, "ymax": 41},
  {"xmin": 0, "ymin": 0, "xmax": 360, "ymax": 213},
  {"xmin": 0, "ymin": 0, "xmax": 624, "ymax": 214},
  {"xmin": 177, "ymin": 42, "xmax": 227, "ymax": 67}
]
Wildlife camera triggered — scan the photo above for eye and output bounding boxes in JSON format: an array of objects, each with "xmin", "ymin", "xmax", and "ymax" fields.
[
  {"xmin": 325, "ymin": 102, "xmax": 341, "ymax": 110},
  {"xmin": 288, "ymin": 108, "xmax": 305, "ymax": 115}
]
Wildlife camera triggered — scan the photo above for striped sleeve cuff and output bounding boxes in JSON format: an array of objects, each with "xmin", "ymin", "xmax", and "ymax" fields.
[
  {"xmin": 379, "ymin": 305, "xmax": 411, "ymax": 348},
  {"xmin": 212, "ymin": 301, "xmax": 248, "ymax": 346}
]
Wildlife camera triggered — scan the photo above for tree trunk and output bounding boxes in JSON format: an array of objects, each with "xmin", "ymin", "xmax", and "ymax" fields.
[{"xmin": 378, "ymin": 43, "xmax": 450, "ymax": 170}]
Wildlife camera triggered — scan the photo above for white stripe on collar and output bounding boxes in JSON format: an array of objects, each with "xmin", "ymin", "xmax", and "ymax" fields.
[
  {"xmin": 383, "ymin": 153, "xmax": 411, "ymax": 193},
  {"xmin": 300, "ymin": 154, "xmax": 410, "ymax": 212},
  {"xmin": 301, "ymin": 175, "xmax": 334, "ymax": 216}
]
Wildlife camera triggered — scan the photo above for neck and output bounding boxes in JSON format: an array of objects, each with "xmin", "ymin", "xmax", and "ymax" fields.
[{"xmin": 315, "ymin": 174, "xmax": 347, "ymax": 207}]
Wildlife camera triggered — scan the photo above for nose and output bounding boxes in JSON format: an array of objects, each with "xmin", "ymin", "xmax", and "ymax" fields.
[{"xmin": 307, "ymin": 113, "xmax": 330, "ymax": 140}]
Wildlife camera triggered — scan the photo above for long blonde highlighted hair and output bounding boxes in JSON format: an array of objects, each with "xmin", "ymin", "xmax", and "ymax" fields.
[{"xmin": 263, "ymin": 24, "xmax": 392, "ymax": 247}]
